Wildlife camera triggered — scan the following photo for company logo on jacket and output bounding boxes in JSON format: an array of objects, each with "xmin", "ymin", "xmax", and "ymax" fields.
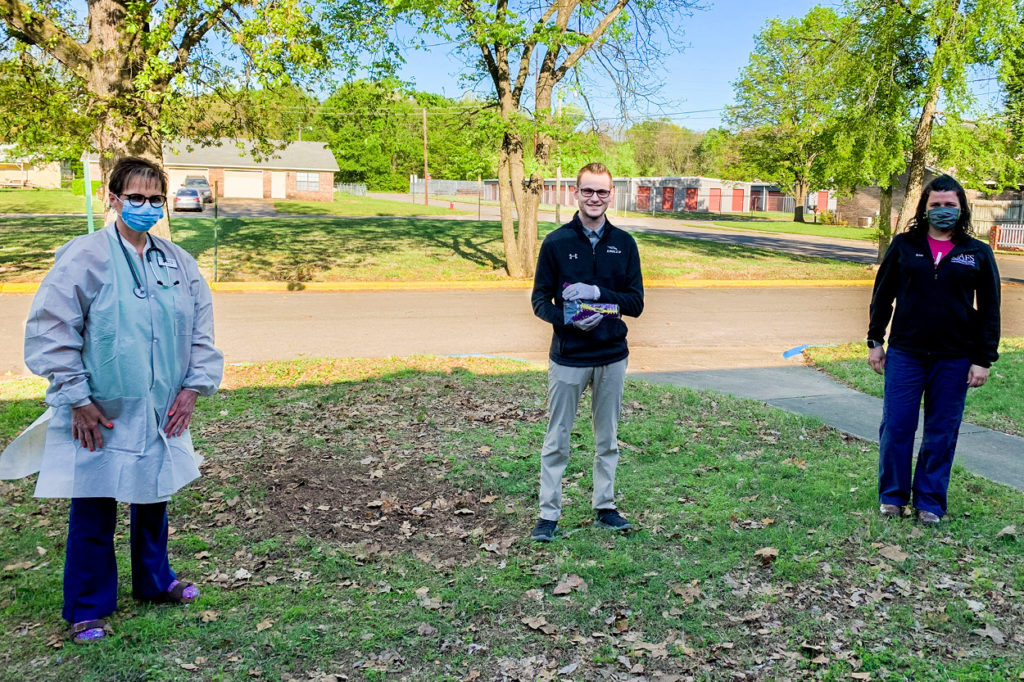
[
  {"xmin": 951, "ymin": 254, "xmax": 976, "ymax": 267},
  {"xmin": 606, "ymin": 245, "xmax": 621, "ymax": 254},
  {"xmin": 569, "ymin": 253, "xmax": 578, "ymax": 260}
]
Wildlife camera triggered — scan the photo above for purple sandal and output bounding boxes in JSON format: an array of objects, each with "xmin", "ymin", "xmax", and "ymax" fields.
[
  {"xmin": 70, "ymin": 619, "xmax": 112, "ymax": 644},
  {"xmin": 163, "ymin": 579, "xmax": 199, "ymax": 604}
]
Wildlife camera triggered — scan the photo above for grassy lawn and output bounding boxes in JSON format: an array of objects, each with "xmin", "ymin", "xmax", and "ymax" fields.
[
  {"xmin": 1, "ymin": 356, "xmax": 1022, "ymax": 680},
  {"xmin": 275, "ymin": 193, "xmax": 467, "ymax": 217},
  {"xmin": 1, "ymin": 217, "xmax": 876, "ymax": 283},
  {"xmin": 0, "ymin": 188, "xmax": 90, "ymax": 215},
  {"xmin": 710, "ymin": 220, "xmax": 879, "ymax": 241},
  {"xmin": 804, "ymin": 338, "xmax": 1024, "ymax": 437}
]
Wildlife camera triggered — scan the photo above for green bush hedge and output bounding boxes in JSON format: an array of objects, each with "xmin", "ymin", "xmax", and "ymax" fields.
[{"xmin": 71, "ymin": 179, "xmax": 102, "ymax": 196}]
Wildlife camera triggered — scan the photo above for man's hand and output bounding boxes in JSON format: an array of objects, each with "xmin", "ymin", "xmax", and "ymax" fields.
[
  {"xmin": 563, "ymin": 282, "xmax": 600, "ymax": 301},
  {"xmin": 868, "ymin": 346, "xmax": 886, "ymax": 375},
  {"xmin": 72, "ymin": 403, "xmax": 113, "ymax": 451},
  {"xmin": 967, "ymin": 364, "xmax": 989, "ymax": 388},
  {"xmin": 572, "ymin": 312, "xmax": 602, "ymax": 332},
  {"xmin": 165, "ymin": 389, "xmax": 199, "ymax": 437}
]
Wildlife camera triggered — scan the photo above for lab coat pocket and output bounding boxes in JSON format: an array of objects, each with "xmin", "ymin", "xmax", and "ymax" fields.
[
  {"xmin": 174, "ymin": 290, "xmax": 194, "ymax": 337},
  {"xmin": 88, "ymin": 397, "xmax": 145, "ymax": 453}
]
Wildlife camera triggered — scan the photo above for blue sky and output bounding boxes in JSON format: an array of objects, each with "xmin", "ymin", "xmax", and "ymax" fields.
[{"xmin": 394, "ymin": 0, "xmax": 828, "ymax": 131}]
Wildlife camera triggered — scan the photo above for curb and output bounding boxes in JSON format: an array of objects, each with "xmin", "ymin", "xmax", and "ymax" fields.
[{"xmin": 0, "ymin": 279, "xmax": 877, "ymax": 294}]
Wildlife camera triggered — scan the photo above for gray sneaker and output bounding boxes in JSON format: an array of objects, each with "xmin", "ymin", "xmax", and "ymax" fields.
[
  {"xmin": 530, "ymin": 518, "xmax": 557, "ymax": 542},
  {"xmin": 595, "ymin": 509, "xmax": 633, "ymax": 532}
]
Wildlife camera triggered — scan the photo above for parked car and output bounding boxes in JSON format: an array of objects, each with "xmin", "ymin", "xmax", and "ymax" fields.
[
  {"xmin": 183, "ymin": 175, "xmax": 213, "ymax": 203},
  {"xmin": 173, "ymin": 188, "xmax": 203, "ymax": 212}
]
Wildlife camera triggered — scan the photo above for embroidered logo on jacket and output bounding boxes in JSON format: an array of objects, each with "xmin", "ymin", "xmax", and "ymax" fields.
[
  {"xmin": 569, "ymin": 253, "xmax": 578, "ymax": 260},
  {"xmin": 951, "ymin": 254, "xmax": 976, "ymax": 267},
  {"xmin": 606, "ymin": 245, "xmax": 621, "ymax": 254}
]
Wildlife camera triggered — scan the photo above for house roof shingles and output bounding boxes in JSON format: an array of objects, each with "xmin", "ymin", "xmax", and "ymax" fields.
[{"xmin": 85, "ymin": 139, "xmax": 340, "ymax": 172}]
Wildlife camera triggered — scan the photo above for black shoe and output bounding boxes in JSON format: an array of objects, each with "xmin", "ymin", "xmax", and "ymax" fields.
[
  {"xmin": 530, "ymin": 518, "xmax": 557, "ymax": 542},
  {"xmin": 595, "ymin": 509, "xmax": 633, "ymax": 532}
]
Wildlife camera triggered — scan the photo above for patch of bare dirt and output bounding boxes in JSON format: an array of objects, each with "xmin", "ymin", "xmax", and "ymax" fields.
[{"xmin": 195, "ymin": 372, "xmax": 545, "ymax": 563}]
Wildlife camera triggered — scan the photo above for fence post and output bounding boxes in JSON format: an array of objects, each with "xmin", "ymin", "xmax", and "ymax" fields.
[{"xmin": 989, "ymin": 225, "xmax": 1000, "ymax": 251}]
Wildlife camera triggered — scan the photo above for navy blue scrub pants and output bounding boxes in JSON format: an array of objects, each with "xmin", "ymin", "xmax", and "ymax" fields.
[
  {"xmin": 62, "ymin": 497, "xmax": 176, "ymax": 623},
  {"xmin": 878, "ymin": 347, "xmax": 971, "ymax": 517}
]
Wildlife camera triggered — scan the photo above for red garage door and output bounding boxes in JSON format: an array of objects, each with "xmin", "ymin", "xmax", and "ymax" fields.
[
  {"xmin": 637, "ymin": 186, "xmax": 651, "ymax": 211},
  {"xmin": 709, "ymin": 188, "xmax": 721, "ymax": 212},
  {"xmin": 662, "ymin": 187, "xmax": 675, "ymax": 211},
  {"xmin": 731, "ymin": 188, "xmax": 744, "ymax": 212}
]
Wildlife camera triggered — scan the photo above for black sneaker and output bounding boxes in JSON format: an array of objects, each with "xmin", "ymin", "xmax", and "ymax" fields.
[
  {"xmin": 595, "ymin": 509, "xmax": 633, "ymax": 532},
  {"xmin": 530, "ymin": 518, "xmax": 557, "ymax": 542}
]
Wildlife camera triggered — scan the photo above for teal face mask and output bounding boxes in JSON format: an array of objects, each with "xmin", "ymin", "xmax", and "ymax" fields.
[{"xmin": 927, "ymin": 207, "xmax": 959, "ymax": 231}]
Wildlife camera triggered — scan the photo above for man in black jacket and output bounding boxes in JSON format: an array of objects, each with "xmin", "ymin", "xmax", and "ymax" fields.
[{"xmin": 529, "ymin": 162, "xmax": 644, "ymax": 542}]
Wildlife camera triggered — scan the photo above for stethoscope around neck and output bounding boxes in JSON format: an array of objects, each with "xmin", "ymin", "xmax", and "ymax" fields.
[{"xmin": 115, "ymin": 228, "xmax": 180, "ymax": 299}]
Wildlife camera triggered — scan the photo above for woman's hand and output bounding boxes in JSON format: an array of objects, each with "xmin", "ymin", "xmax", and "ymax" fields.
[
  {"xmin": 967, "ymin": 364, "xmax": 989, "ymax": 388},
  {"xmin": 72, "ymin": 403, "xmax": 113, "ymax": 451},
  {"xmin": 868, "ymin": 346, "xmax": 886, "ymax": 375},
  {"xmin": 165, "ymin": 389, "xmax": 199, "ymax": 437}
]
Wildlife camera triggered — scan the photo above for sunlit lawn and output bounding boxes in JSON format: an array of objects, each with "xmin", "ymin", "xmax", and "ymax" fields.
[
  {"xmin": 275, "ymin": 193, "xmax": 467, "ymax": 217},
  {"xmin": 0, "ymin": 188, "xmax": 90, "ymax": 214},
  {"xmin": 1, "ymin": 217, "xmax": 876, "ymax": 283},
  {"xmin": 1, "ymin": 356, "xmax": 1022, "ymax": 680}
]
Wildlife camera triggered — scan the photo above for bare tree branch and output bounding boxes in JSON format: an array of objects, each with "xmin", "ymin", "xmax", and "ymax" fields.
[{"xmin": 0, "ymin": 0, "xmax": 90, "ymax": 78}]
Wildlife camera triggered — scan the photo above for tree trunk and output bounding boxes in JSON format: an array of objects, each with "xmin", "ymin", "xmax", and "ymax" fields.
[
  {"xmin": 792, "ymin": 180, "xmax": 809, "ymax": 223},
  {"xmin": 895, "ymin": 72, "xmax": 942, "ymax": 235},
  {"xmin": 497, "ymin": 139, "xmax": 526, "ymax": 278},
  {"xmin": 877, "ymin": 183, "xmax": 893, "ymax": 263}
]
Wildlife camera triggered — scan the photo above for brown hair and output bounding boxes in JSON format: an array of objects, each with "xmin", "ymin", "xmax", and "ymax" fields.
[
  {"xmin": 108, "ymin": 157, "xmax": 167, "ymax": 196},
  {"xmin": 576, "ymin": 162, "xmax": 613, "ymax": 187}
]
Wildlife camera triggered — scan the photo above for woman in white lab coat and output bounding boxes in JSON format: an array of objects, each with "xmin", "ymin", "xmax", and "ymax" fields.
[{"xmin": 0, "ymin": 157, "xmax": 222, "ymax": 643}]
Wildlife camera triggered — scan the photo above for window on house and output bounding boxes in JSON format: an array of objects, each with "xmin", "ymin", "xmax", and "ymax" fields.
[{"xmin": 296, "ymin": 172, "xmax": 319, "ymax": 191}]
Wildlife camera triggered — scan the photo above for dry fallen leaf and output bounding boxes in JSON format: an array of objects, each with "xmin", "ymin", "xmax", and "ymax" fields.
[
  {"xmin": 878, "ymin": 545, "xmax": 909, "ymax": 562},
  {"xmin": 522, "ymin": 589, "xmax": 544, "ymax": 602},
  {"xmin": 754, "ymin": 547, "xmax": 779, "ymax": 565},
  {"xmin": 972, "ymin": 622, "xmax": 1005, "ymax": 645},
  {"xmin": 671, "ymin": 580, "xmax": 702, "ymax": 604},
  {"xmin": 36, "ymin": 546, "xmax": 46, "ymax": 557},
  {"xmin": 416, "ymin": 622, "xmax": 438, "ymax": 636},
  {"xmin": 553, "ymin": 574, "xmax": 587, "ymax": 596},
  {"xmin": 255, "ymin": 618, "xmax": 274, "ymax": 632},
  {"xmin": 234, "ymin": 568, "xmax": 252, "ymax": 580},
  {"xmin": 201, "ymin": 610, "xmax": 219, "ymax": 623},
  {"xmin": 996, "ymin": 525, "xmax": 1017, "ymax": 539},
  {"xmin": 849, "ymin": 674, "xmax": 871, "ymax": 680},
  {"xmin": 193, "ymin": 551, "xmax": 211, "ymax": 559},
  {"xmin": 415, "ymin": 586, "xmax": 442, "ymax": 610},
  {"xmin": 3, "ymin": 561, "xmax": 34, "ymax": 572},
  {"xmin": 180, "ymin": 663, "xmax": 199, "ymax": 671},
  {"xmin": 522, "ymin": 616, "xmax": 558, "ymax": 635}
]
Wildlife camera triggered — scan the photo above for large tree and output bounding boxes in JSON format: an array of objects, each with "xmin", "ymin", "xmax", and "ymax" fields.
[
  {"xmin": 727, "ymin": 7, "xmax": 851, "ymax": 223},
  {"xmin": 0, "ymin": 0, "xmax": 386, "ymax": 237},
  {"xmin": 846, "ymin": 0, "xmax": 1023, "ymax": 233},
  {"xmin": 399, "ymin": 0, "xmax": 701, "ymax": 278}
]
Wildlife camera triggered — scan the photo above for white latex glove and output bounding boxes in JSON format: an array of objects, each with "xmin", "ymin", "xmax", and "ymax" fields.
[
  {"xmin": 572, "ymin": 312, "xmax": 602, "ymax": 331},
  {"xmin": 563, "ymin": 282, "xmax": 600, "ymax": 301}
]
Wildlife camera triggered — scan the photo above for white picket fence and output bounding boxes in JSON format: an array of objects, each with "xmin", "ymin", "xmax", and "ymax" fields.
[{"xmin": 994, "ymin": 224, "xmax": 1024, "ymax": 250}]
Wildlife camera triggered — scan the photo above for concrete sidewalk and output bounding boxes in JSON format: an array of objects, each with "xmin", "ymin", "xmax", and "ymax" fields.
[{"xmin": 637, "ymin": 365, "xmax": 1024, "ymax": 492}]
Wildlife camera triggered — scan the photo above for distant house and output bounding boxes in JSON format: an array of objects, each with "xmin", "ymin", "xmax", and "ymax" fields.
[
  {"xmin": 86, "ymin": 139, "xmax": 339, "ymax": 202},
  {"xmin": 0, "ymin": 146, "xmax": 62, "ymax": 189}
]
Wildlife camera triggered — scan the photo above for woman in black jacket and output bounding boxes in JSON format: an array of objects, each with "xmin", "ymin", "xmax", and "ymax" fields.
[{"xmin": 867, "ymin": 175, "xmax": 1001, "ymax": 524}]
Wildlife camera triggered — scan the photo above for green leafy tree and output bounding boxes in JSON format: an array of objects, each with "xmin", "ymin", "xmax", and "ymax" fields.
[
  {"xmin": 727, "ymin": 7, "xmax": 851, "ymax": 222},
  {"xmin": 0, "ymin": 56, "xmax": 92, "ymax": 160},
  {"xmin": 626, "ymin": 120, "xmax": 702, "ymax": 176},
  {"xmin": 845, "ymin": 0, "xmax": 1024, "ymax": 233},
  {"xmin": 398, "ymin": 0, "xmax": 702, "ymax": 277},
  {"xmin": 0, "ymin": 0, "xmax": 388, "ymax": 238}
]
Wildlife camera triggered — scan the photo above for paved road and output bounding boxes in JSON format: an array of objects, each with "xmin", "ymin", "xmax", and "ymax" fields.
[{"xmin": 3, "ymin": 286, "xmax": 1024, "ymax": 376}]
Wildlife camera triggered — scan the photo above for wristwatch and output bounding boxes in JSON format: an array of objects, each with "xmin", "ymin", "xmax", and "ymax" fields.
[{"xmin": 866, "ymin": 339, "xmax": 884, "ymax": 349}]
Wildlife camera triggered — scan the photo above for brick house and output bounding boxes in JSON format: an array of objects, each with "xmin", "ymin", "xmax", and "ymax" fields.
[{"xmin": 86, "ymin": 139, "xmax": 339, "ymax": 202}]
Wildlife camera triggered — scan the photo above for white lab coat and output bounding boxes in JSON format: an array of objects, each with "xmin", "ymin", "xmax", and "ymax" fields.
[{"xmin": 0, "ymin": 224, "xmax": 223, "ymax": 503}]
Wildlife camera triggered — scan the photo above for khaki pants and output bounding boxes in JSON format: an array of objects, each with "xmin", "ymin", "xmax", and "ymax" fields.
[{"xmin": 539, "ymin": 358, "xmax": 628, "ymax": 521}]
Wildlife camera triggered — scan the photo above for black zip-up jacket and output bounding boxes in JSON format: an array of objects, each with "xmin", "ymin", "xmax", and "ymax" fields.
[
  {"xmin": 531, "ymin": 213, "xmax": 644, "ymax": 367},
  {"xmin": 868, "ymin": 232, "xmax": 1001, "ymax": 367}
]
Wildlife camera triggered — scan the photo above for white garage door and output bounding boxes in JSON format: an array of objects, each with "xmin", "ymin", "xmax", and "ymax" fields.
[
  {"xmin": 166, "ymin": 169, "xmax": 193, "ymax": 195},
  {"xmin": 224, "ymin": 170, "xmax": 264, "ymax": 198}
]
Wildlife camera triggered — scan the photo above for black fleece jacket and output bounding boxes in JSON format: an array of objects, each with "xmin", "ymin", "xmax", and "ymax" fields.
[
  {"xmin": 531, "ymin": 213, "xmax": 644, "ymax": 367},
  {"xmin": 868, "ymin": 232, "xmax": 1001, "ymax": 367}
]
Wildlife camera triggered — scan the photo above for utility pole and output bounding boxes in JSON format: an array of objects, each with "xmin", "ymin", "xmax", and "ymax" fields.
[{"xmin": 422, "ymin": 108, "xmax": 429, "ymax": 206}]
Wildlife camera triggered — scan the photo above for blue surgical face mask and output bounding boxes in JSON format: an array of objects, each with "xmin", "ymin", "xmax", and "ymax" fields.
[
  {"xmin": 120, "ymin": 201, "xmax": 164, "ymax": 232},
  {"xmin": 927, "ymin": 206, "xmax": 959, "ymax": 232}
]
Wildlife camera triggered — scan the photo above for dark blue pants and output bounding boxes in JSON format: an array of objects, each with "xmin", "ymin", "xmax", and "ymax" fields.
[
  {"xmin": 878, "ymin": 348, "xmax": 971, "ymax": 517},
  {"xmin": 62, "ymin": 498, "xmax": 176, "ymax": 623}
]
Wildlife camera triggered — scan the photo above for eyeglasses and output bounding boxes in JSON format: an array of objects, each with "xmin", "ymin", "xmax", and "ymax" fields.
[
  {"xmin": 120, "ymin": 193, "xmax": 167, "ymax": 208},
  {"xmin": 579, "ymin": 188, "xmax": 611, "ymax": 199}
]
